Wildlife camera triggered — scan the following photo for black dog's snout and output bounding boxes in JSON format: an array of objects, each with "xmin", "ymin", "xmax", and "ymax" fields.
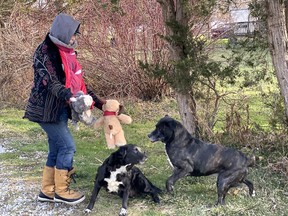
[
  {"xmin": 147, "ymin": 131, "xmax": 159, "ymax": 143},
  {"xmin": 148, "ymin": 131, "xmax": 156, "ymax": 139}
]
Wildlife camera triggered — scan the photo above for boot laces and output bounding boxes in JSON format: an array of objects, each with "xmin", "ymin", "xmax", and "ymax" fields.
[
  {"xmin": 70, "ymin": 173, "xmax": 77, "ymax": 183},
  {"xmin": 65, "ymin": 173, "xmax": 77, "ymax": 192}
]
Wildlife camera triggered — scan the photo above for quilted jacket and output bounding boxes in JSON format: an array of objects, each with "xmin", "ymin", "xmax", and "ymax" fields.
[{"xmin": 24, "ymin": 34, "xmax": 103, "ymax": 123}]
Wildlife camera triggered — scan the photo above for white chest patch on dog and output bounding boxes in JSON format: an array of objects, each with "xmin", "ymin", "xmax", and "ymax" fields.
[
  {"xmin": 165, "ymin": 145, "xmax": 174, "ymax": 168},
  {"xmin": 104, "ymin": 164, "xmax": 130, "ymax": 193}
]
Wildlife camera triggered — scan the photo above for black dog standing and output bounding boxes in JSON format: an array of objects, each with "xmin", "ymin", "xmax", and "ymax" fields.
[
  {"xmin": 148, "ymin": 115, "xmax": 255, "ymax": 205},
  {"xmin": 85, "ymin": 144, "xmax": 161, "ymax": 216}
]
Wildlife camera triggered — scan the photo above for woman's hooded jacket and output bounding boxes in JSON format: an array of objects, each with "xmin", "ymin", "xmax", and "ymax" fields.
[{"xmin": 24, "ymin": 13, "xmax": 103, "ymax": 123}]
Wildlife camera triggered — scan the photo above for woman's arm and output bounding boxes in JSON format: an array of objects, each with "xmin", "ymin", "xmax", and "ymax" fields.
[{"xmin": 86, "ymin": 87, "xmax": 106, "ymax": 110}]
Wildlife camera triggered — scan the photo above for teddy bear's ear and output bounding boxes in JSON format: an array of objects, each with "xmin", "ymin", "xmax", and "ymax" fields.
[{"xmin": 118, "ymin": 105, "xmax": 124, "ymax": 115}]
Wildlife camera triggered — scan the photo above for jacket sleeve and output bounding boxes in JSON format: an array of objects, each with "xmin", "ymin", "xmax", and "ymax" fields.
[
  {"xmin": 47, "ymin": 76, "xmax": 73, "ymax": 101},
  {"xmin": 86, "ymin": 86, "xmax": 106, "ymax": 110}
]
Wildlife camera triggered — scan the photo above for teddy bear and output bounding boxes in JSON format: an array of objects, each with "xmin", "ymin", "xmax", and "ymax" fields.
[
  {"xmin": 70, "ymin": 91, "xmax": 96, "ymax": 130},
  {"xmin": 93, "ymin": 99, "xmax": 132, "ymax": 149}
]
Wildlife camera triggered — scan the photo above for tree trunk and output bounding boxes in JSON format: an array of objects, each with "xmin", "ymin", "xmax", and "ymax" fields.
[
  {"xmin": 285, "ymin": 0, "xmax": 288, "ymax": 31},
  {"xmin": 0, "ymin": 20, "xmax": 4, "ymax": 52},
  {"xmin": 176, "ymin": 92, "xmax": 197, "ymax": 135},
  {"xmin": 267, "ymin": 0, "xmax": 288, "ymax": 122},
  {"xmin": 157, "ymin": 0, "xmax": 197, "ymax": 135}
]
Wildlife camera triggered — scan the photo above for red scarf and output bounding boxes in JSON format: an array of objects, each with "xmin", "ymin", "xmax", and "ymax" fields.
[{"xmin": 57, "ymin": 45, "xmax": 87, "ymax": 95}]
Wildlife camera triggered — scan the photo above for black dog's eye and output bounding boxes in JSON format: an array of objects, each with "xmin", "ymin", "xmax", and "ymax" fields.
[{"xmin": 134, "ymin": 147, "xmax": 141, "ymax": 154}]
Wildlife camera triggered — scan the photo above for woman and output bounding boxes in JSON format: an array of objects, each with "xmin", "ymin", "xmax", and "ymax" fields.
[{"xmin": 24, "ymin": 13, "xmax": 104, "ymax": 205}]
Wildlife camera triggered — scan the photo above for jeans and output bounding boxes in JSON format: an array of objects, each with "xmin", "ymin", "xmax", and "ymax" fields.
[{"xmin": 39, "ymin": 108, "xmax": 75, "ymax": 170}]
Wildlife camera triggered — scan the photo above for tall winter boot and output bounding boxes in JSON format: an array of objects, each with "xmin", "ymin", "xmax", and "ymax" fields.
[
  {"xmin": 38, "ymin": 166, "xmax": 55, "ymax": 202},
  {"xmin": 54, "ymin": 168, "xmax": 85, "ymax": 205}
]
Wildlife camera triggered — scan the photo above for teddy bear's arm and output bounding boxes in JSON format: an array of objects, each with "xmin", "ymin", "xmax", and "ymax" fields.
[
  {"xmin": 93, "ymin": 116, "xmax": 104, "ymax": 129},
  {"xmin": 117, "ymin": 114, "xmax": 132, "ymax": 124}
]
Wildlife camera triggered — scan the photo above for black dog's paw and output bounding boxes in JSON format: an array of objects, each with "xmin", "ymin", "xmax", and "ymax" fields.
[
  {"xmin": 84, "ymin": 208, "xmax": 91, "ymax": 214},
  {"xmin": 215, "ymin": 201, "xmax": 225, "ymax": 206},
  {"xmin": 152, "ymin": 195, "xmax": 160, "ymax": 204},
  {"xmin": 119, "ymin": 208, "xmax": 127, "ymax": 216},
  {"xmin": 166, "ymin": 184, "xmax": 174, "ymax": 194}
]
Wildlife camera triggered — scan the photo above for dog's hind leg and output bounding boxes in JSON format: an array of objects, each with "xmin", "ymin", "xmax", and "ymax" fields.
[
  {"xmin": 132, "ymin": 168, "xmax": 161, "ymax": 203},
  {"xmin": 216, "ymin": 169, "xmax": 249, "ymax": 205},
  {"xmin": 139, "ymin": 178, "xmax": 161, "ymax": 203},
  {"xmin": 243, "ymin": 179, "xmax": 255, "ymax": 196},
  {"xmin": 147, "ymin": 183, "xmax": 161, "ymax": 203}
]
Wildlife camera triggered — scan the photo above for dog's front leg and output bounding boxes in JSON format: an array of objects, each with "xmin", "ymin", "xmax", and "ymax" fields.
[
  {"xmin": 119, "ymin": 188, "xmax": 130, "ymax": 216},
  {"xmin": 166, "ymin": 167, "xmax": 190, "ymax": 193},
  {"xmin": 85, "ymin": 182, "xmax": 102, "ymax": 213}
]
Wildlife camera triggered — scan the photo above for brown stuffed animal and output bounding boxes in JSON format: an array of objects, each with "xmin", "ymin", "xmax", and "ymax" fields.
[{"xmin": 93, "ymin": 99, "xmax": 132, "ymax": 149}]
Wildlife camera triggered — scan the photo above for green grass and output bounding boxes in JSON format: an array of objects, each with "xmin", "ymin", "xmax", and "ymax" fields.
[{"xmin": 0, "ymin": 107, "xmax": 287, "ymax": 216}]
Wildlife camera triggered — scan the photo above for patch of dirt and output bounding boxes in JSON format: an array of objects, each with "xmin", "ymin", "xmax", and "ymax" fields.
[
  {"xmin": 0, "ymin": 161, "xmax": 90, "ymax": 216},
  {"xmin": 0, "ymin": 139, "xmax": 88, "ymax": 216}
]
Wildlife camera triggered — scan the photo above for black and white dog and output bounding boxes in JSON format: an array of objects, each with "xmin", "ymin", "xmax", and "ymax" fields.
[
  {"xmin": 85, "ymin": 144, "xmax": 161, "ymax": 216},
  {"xmin": 148, "ymin": 115, "xmax": 255, "ymax": 205}
]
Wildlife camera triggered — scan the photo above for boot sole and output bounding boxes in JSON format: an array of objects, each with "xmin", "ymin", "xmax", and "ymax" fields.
[
  {"xmin": 37, "ymin": 196, "xmax": 55, "ymax": 202},
  {"xmin": 54, "ymin": 195, "xmax": 85, "ymax": 205}
]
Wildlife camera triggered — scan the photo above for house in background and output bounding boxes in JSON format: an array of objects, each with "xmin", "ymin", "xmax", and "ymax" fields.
[
  {"xmin": 210, "ymin": 2, "xmax": 261, "ymax": 39},
  {"xmin": 230, "ymin": 8, "xmax": 258, "ymax": 36}
]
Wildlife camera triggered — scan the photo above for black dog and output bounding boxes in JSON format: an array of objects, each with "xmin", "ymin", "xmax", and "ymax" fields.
[
  {"xmin": 85, "ymin": 144, "xmax": 161, "ymax": 216},
  {"xmin": 148, "ymin": 115, "xmax": 255, "ymax": 205}
]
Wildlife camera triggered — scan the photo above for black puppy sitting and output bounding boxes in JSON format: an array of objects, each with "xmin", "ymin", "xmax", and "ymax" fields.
[
  {"xmin": 85, "ymin": 144, "xmax": 161, "ymax": 216},
  {"xmin": 148, "ymin": 115, "xmax": 255, "ymax": 205}
]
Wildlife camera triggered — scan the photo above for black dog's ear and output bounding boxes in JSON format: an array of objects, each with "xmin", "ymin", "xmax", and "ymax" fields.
[
  {"xmin": 164, "ymin": 114, "xmax": 169, "ymax": 117},
  {"xmin": 162, "ymin": 117, "xmax": 177, "ymax": 132},
  {"xmin": 118, "ymin": 146, "xmax": 127, "ymax": 158},
  {"xmin": 109, "ymin": 147, "xmax": 127, "ymax": 163}
]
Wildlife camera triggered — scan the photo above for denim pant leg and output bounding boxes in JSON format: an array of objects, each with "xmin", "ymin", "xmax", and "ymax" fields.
[{"xmin": 39, "ymin": 110, "xmax": 76, "ymax": 170}]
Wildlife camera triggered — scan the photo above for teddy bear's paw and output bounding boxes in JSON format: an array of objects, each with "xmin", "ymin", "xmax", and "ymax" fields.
[{"xmin": 107, "ymin": 145, "xmax": 116, "ymax": 149}]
